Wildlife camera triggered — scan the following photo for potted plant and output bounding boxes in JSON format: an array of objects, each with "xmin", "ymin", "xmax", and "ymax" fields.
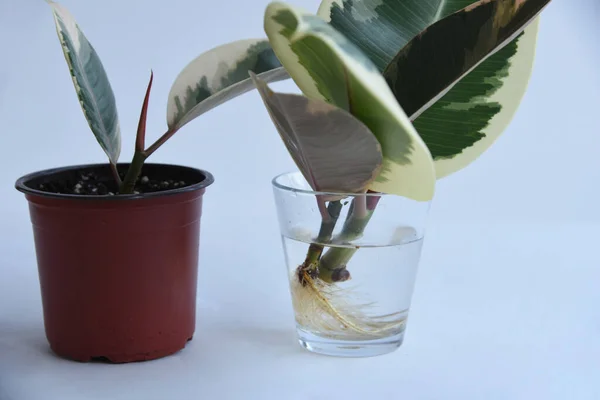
[
  {"xmin": 14, "ymin": 0, "xmax": 287, "ymax": 363},
  {"xmin": 245, "ymin": 0, "xmax": 552, "ymax": 356}
]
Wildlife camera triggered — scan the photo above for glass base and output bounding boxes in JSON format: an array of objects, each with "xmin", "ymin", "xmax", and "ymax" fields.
[{"xmin": 297, "ymin": 328, "xmax": 404, "ymax": 358}]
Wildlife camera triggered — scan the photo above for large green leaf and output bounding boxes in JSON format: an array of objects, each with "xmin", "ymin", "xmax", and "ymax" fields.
[
  {"xmin": 264, "ymin": 2, "xmax": 436, "ymax": 201},
  {"xmin": 47, "ymin": 0, "xmax": 121, "ymax": 164},
  {"xmin": 317, "ymin": 0, "xmax": 483, "ymax": 71},
  {"xmin": 318, "ymin": 0, "xmax": 548, "ymax": 178},
  {"xmin": 167, "ymin": 39, "xmax": 289, "ymax": 131},
  {"xmin": 414, "ymin": 13, "xmax": 542, "ymax": 177},
  {"xmin": 384, "ymin": 0, "xmax": 550, "ymax": 121},
  {"xmin": 250, "ymin": 72, "xmax": 382, "ymax": 194}
]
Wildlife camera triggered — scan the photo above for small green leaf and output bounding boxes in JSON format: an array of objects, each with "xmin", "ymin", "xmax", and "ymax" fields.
[
  {"xmin": 250, "ymin": 72, "xmax": 382, "ymax": 194},
  {"xmin": 264, "ymin": 2, "xmax": 436, "ymax": 201},
  {"xmin": 167, "ymin": 39, "xmax": 289, "ymax": 131},
  {"xmin": 47, "ymin": 0, "xmax": 121, "ymax": 164}
]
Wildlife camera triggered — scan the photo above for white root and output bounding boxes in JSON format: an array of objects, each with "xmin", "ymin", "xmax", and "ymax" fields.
[{"xmin": 290, "ymin": 271, "xmax": 407, "ymax": 341}]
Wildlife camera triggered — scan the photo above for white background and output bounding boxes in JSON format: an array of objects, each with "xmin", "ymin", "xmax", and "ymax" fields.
[{"xmin": 0, "ymin": 0, "xmax": 599, "ymax": 399}]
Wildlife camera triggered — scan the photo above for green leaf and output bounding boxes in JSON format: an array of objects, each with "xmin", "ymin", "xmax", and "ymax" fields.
[
  {"xmin": 318, "ymin": 0, "xmax": 549, "ymax": 178},
  {"xmin": 384, "ymin": 0, "xmax": 550, "ymax": 120},
  {"xmin": 250, "ymin": 72, "xmax": 382, "ymax": 194},
  {"xmin": 415, "ymin": 19, "xmax": 541, "ymax": 177},
  {"xmin": 317, "ymin": 0, "xmax": 457, "ymax": 72},
  {"xmin": 264, "ymin": 2, "xmax": 436, "ymax": 201},
  {"xmin": 46, "ymin": 0, "xmax": 121, "ymax": 164},
  {"xmin": 167, "ymin": 39, "xmax": 289, "ymax": 131}
]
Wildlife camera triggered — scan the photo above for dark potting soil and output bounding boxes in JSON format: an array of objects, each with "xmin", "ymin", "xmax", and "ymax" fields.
[{"xmin": 37, "ymin": 170, "xmax": 189, "ymax": 196}]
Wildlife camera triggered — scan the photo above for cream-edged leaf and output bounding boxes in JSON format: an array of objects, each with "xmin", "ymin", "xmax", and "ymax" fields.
[
  {"xmin": 318, "ymin": 0, "xmax": 550, "ymax": 179},
  {"xmin": 250, "ymin": 72, "xmax": 382, "ymax": 193},
  {"xmin": 264, "ymin": 2, "xmax": 435, "ymax": 201},
  {"xmin": 47, "ymin": 0, "xmax": 121, "ymax": 163},
  {"xmin": 416, "ymin": 19, "xmax": 541, "ymax": 178},
  {"xmin": 167, "ymin": 39, "xmax": 288, "ymax": 130},
  {"xmin": 384, "ymin": 0, "xmax": 551, "ymax": 121}
]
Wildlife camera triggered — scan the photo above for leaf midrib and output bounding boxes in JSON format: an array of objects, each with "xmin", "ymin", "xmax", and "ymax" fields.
[{"xmin": 433, "ymin": 0, "xmax": 449, "ymax": 21}]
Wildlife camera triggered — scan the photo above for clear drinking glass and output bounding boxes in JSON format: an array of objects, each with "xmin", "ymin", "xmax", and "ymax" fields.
[{"xmin": 272, "ymin": 171, "xmax": 431, "ymax": 357}]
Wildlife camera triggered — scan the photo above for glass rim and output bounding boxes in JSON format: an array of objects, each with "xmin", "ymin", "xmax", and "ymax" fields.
[{"xmin": 271, "ymin": 171, "xmax": 392, "ymax": 198}]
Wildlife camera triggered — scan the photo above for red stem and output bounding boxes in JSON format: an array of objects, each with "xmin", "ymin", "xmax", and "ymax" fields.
[
  {"xmin": 136, "ymin": 71, "xmax": 154, "ymax": 152},
  {"xmin": 109, "ymin": 162, "xmax": 122, "ymax": 186},
  {"xmin": 316, "ymin": 195, "xmax": 331, "ymax": 221},
  {"xmin": 145, "ymin": 127, "xmax": 179, "ymax": 157}
]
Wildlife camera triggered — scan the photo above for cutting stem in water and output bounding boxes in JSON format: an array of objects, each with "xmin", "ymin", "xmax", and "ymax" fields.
[
  {"xmin": 300, "ymin": 193, "xmax": 381, "ymax": 283},
  {"xmin": 297, "ymin": 200, "xmax": 342, "ymax": 284},
  {"xmin": 292, "ymin": 193, "xmax": 395, "ymax": 338}
]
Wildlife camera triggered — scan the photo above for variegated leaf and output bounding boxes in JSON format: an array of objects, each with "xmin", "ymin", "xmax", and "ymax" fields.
[
  {"xmin": 46, "ymin": 0, "xmax": 121, "ymax": 164},
  {"xmin": 415, "ymin": 18, "xmax": 541, "ymax": 177},
  {"xmin": 317, "ymin": 0, "xmax": 457, "ymax": 72},
  {"xmin": 250, "ymin": 72, "xmax": 382, "ymax": 193},
  {"xmin": 264, "ymin": 2, "xmax": 436, "ymax": 201},
  {"xmin": 167, "ymin": 39, "xmax": 289, "ymax": 131},
  {"xmin": 317, "ymin": 0, "xmax": 549, "ymax": 178},
  {"xmin": 384, "ymin": 0, "xmax": 550, "ymax": 120}
]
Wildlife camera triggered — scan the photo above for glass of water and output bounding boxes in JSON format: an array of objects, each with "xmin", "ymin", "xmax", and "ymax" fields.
[{"xmin": 272, "ymin": 171, "xmax": 431, "ymax": 357}]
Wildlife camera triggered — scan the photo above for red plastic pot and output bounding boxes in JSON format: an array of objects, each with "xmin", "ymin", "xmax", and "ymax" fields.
[{"xmin": 15, "ymin": 163, "xmax": 214, "ymax": 363}]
